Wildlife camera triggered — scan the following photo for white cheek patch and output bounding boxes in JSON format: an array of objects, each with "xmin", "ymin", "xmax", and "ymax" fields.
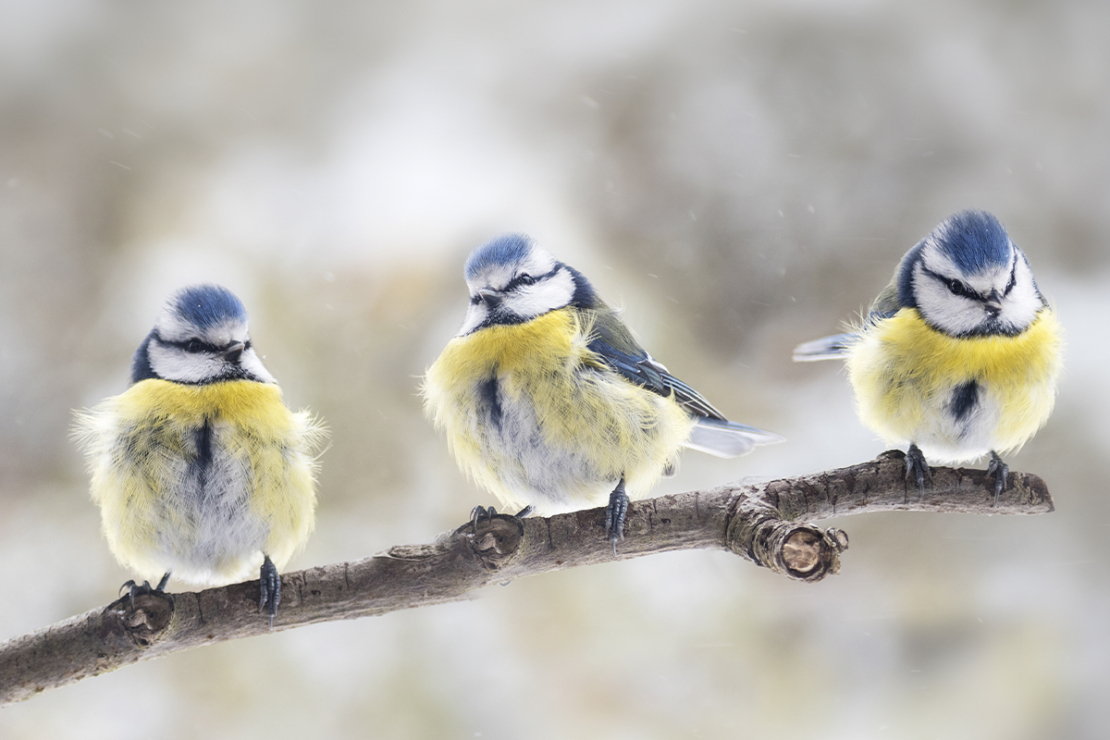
[
  {"xmin": 914, "ymin": 253, "xmax": 1043, "ymax": 336},
  {"xmin": 913, "ymin": 265, "xmax": 985, "ymax": 335},
  {"xmin": 240, "ymin": 348, "xmax": 276, "ymax": 383},
  {"xmin": 458, "ymin": 259, "xmax": 576, "ymax": 335},
  {"xmin": 147, "ymin": 337, "xmax": 274, "ymax": 384},
  {"xmin": 502, "ymin": 268, "xmax": 575, "ymax": 319},
  {"xmin": 457, "ymin": 303, "xmax": 490, "ymax": 337},
  {"xmin": 148, "ymin": 343, "xmax": 228, "ymax": 384},
  {"xmin": 997, "ymin": 256, "xmax": 1042, "ymax": 331}
]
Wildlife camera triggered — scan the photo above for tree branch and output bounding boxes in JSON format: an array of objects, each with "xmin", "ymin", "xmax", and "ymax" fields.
[{"xmin": 0, "ymin": 451, "xmax": 1053, "ymax": 705}]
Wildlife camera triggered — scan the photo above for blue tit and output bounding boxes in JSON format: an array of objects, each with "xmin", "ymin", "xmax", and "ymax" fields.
[
  {"xmin": 75, "ymin": 285, "xmax": 325, "ymax": 622},
  {"xmin": 423, "ymin": 234, "xmax": 783, "ymax": 546},
  {"xmin": 793, "ymin": 210, "xmax": 1063, "ymax": 501}
]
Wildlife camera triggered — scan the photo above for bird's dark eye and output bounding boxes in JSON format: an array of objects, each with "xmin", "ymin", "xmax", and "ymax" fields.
[
  {"xmin": 944, "ymin": 277, "xmax": 973, "ymax": 298},
  {"xmin": 184, "ymin": 339, "xmax": 204, "ymax": 353},
  {"xmin": 470, "ymin": 294, "xmax": 482, "ymax": 305},
  {"xmin": 243, "ymin": 339, "xmax": 252, "ymax": 351},
  {"xmin": 517, "ymin": 274, "xmax": 536, "ymax": 286}
]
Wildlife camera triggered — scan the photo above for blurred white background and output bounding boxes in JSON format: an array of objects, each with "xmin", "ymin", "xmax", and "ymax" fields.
[{"xmin": 1, "ymin": 0, "xmax": 1108, "ymax": 738}]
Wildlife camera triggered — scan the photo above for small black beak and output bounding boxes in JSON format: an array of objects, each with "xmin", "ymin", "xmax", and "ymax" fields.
[
  {"xmin": 983, "ymin": 289, "xmax": 1002, "ymax": 318},
  {"xmin": 223, "ymin": 341, "xmax": 245, "ymax": 363},
  {"xmin": 478, "ymin": 290, "xmax": 503, "ymax": 309}
]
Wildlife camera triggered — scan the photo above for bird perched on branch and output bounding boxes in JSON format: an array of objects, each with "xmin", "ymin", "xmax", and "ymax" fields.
[
  {"xmin": 793, "ymin": 210, "xmax": 1062, "ymax": 501},
  {"xmin": 75, "ymin": 285, "xmax": 325, "ymax": 623},
  {"xmin": 423, "ymin": 234, "xmax": 782, "ymax": 548}
]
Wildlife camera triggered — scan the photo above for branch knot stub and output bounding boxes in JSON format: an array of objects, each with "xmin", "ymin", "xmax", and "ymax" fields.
[
  {"xmin": 725, "ymin": 492, "xmax": 847, "ymax": 582},
  {"xmin": 101, "ymin": 592, "xmax": 175, "ymax": 648},
  {"xmin": 781, "ymin": 526, "xmax": 849, "ymax": 579},
  {"xmin": 461, "ymin": 513, "xmax": 525, "ymax": 571}
]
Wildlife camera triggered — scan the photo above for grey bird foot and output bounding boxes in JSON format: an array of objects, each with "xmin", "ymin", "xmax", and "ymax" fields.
[
  {"xmin": 120, "ymin": 571, "xmax": 171, "ymax": 610},
  {"xmin": 260, "ymin": 555, "xmax": 280, "ymax": 628},
  {"xmin": 986, "ymin": 451, "xmax": 1009, "ymax": 505},
  {"xmin": 604, "ymin": 480, "xmax": 630, "ymax": 555},
  {"xmin": 470, "ymin": 505, "xmax": 498, "ymax": 527},
  {"xmin": 460, "ymin": 505, "xmax": 532, "ymax": 538},
  {"xmin": 905, "ymin": 444, "xmax": 931, "ymax": 499}
]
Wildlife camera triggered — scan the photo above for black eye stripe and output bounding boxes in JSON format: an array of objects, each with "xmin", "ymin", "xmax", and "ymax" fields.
[
  {"xmin": 947, "ymin": 277, "xmax": 973, "ymax": 298},
  {"xmin": 1003, "ymin": 257, "xmax": 1018, "ymax": 296},
  {"xmin": 503, "ymin": 275, "xmax": 530, "ymax": 292},
  {"xmin": 152, "ymin": 331, "xmax": 225, "ymax": 354},
  {"xmin": 470, "ymin": 265, "xmax": 563, "ymax": 302},
  {"xmin": 504, "ymin": 265, "xmax": 559, "ymax": 292},
  {"xmin": 180, "ymin": 339, "xmax": 219, "ymax": 353},
  {"xmin": 923, "ymin": 266, "xmax": 975, "ymax": 298},
  {"xmin": 922, "ymin": 266, "xmax": 990, "ymax": 301}
]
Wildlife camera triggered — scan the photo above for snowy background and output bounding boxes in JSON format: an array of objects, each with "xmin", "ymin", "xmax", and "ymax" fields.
[{"xmin": 2, "ymin": 0, "xmax": 1109, "ymax": 738}]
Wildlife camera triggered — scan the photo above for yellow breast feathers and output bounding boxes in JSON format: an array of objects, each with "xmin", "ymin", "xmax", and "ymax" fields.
[
  {"xmin": 76, "ymin": 379, "xmax": 323, "ymax": 582},
  {"xmin": 846, "ymin": 307, "xmax": 1063, "ymax": 453},
  {"xmin": 423, "ymin": 309, "xmax": 694, "ymax": 510}
]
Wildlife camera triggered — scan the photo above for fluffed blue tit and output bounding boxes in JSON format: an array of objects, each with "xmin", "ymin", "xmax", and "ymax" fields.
[
  {"xmin": 75, "ymin": 285, "xmax": 325, "ymax": 622},
  {"xmin": 793, "ymin": 210, "xmax": 1063, "ymax": 501},
  {"xmin": 423, "ymin": 234, "xmax": 783, "ymax": 547}
]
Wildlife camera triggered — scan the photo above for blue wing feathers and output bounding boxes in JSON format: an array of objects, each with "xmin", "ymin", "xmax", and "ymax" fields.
[
  {"xmin": 586, "ymin": 336, "xmax": 728, "ymax": 420},
  {"xmin": 584, "ymin": 309, "xmax": 782, "ymax": 457}
]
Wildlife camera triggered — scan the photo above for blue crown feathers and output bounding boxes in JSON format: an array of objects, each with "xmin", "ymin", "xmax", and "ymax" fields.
[
  {"xmin": 464, "ymin": 234, "xmax": 534, "ymax": 280},
  {"xmin": 171, "ymin": 285, "xmax": 248, "ymax": 329},
  {"xmin": 935, "ymin": 211, "xmax": 1012, "ymax": 274}
]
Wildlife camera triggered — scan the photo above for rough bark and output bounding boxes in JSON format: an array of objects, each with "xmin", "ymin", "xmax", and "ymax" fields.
[{"xmin": 0, "ymin": 451, "xmax": 1053, "ymax": 705}]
